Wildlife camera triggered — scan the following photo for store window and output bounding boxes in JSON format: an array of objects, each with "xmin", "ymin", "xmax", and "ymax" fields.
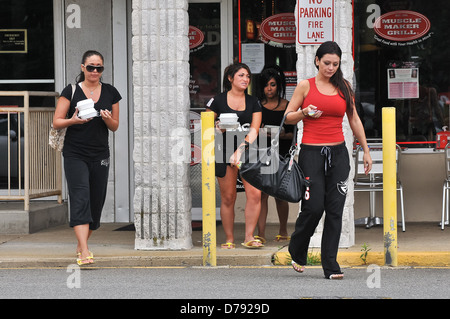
[
  {"xmin": 0, "ymin": 0, "xmax": 55, "ymax": 188},
  {"xmin": 354, "ymin": 0, "xmax": 450, "ymax": 148},
  {"xmin": 0, "ymin": 0, "xmax": 55, "ymax": 108},
  {"xmin": 233, "ymin": 0, "xmax": 297, "ymax": 97},
  {"xmin": 189, "ymin": 2, "xmax": 222, "ymax": 110},
  {"xmin": 0, "ymin": 0, "xmax": 54, "ymax": 92}
]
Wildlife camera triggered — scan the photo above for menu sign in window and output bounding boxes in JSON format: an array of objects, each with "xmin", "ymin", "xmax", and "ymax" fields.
[
  {"xmin": 387, "ymin": 68, "xmax": 419, "ymax": 99},
  {"xmin": 0, "ymin": 29, "xmax": 27, "ymax": 53}
]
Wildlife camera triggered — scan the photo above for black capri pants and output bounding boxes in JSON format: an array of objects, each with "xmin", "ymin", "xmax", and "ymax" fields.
[
  {"xmin": 288, "ymin": 143, "xmax": 350, "ymax": 278},
  {"xmin": 64, "ymin": 156, "xmax": 110, "ymax": 230}
]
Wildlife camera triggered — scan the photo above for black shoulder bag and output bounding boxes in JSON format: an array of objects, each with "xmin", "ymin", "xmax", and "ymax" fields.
[{"xmin": 239, "ymin": 112, "xmax": 308, "ymax": 203}]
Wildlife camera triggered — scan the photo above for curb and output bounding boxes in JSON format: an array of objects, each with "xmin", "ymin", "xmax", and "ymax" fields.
[
  {"xmin": 273, "ymin": 251, "xmax": 450, "ymax": 267},
  {"xmin": 0, "ymin": 252, "xmax": 277, "ymax": 269}
]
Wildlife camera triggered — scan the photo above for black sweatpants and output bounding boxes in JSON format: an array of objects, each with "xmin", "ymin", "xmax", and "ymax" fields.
[
  {"xmin": 64, "ymin": 156, "xmax": 110, "ymax": 230},
  {"xmin": 288, "ymin": 143, "xmax": 350, "ymax": 278}
]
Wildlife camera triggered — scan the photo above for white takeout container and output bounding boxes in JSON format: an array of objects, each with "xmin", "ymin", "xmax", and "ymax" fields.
[
  {"xmin": 76, "ymin": 99, "xmax": 98, "ymax": 119},
  {"xmin": 218, "ymin": 122, "xmax": 240, "ymax": 130},
  {"xmin": 218, "ymin": 113, "xmax": 239, "ymax": 130},
  {"xmin": 218, "ymin": 113, "xmax": 238, "ymax": 123}
]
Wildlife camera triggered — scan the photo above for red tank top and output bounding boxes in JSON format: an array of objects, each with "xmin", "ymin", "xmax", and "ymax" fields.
[{"xmin": 302, "ymin": 78, "xmax": 347, "ymax": 144}]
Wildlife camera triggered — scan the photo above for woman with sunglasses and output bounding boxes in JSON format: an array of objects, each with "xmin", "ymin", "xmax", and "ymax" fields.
[{"xmin": 53, "ymin": 50, "xmax": 121, "ymax": 266}]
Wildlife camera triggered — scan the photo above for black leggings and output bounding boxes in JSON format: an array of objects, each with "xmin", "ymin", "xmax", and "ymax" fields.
[
  {"xmin": 64, "ymin": 157, "xmax": 110, "ymax": 230},
  {"xmin": 288, "ymin": 143, "xmax": 350, "ymax": 278}
]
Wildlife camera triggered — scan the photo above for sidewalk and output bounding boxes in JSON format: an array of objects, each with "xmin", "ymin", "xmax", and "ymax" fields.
[{"xmin": 0, "ymin": 222, "xmax": 448, "ymax": 268}]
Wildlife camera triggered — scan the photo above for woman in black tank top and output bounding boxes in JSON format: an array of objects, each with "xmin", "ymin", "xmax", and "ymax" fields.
[{"xmin": 256, "ymin": 67, "xmax": 294, "ymax": 244}]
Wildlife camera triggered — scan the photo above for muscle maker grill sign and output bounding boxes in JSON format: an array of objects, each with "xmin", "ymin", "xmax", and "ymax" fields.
[
  {"xmin": 189, "ymin": 26, "xmax": 204, "ymax": 49},
  {"xmin": 374, "ymin": 10, "xmax": 431, "ymax": 42},
  {"xmin": 260, "ymin": 13, "xmax": 296, "ymax": 44}
]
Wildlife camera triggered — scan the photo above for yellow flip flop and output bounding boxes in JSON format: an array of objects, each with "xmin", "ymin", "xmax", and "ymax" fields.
[
  {"xmin": 254, "ymin": 236, "xmax": 266, "ymax": 244},
  {"xmin": 241, "ymin": 239, "xmax": 264, "ymax": 249},
  {"xmin": 220, "ymin": 242, "xmax": 235, "ymax": 249},
  {"xmin": 275, "ymin": 235, "xmax": 291, "ymax": 242}
]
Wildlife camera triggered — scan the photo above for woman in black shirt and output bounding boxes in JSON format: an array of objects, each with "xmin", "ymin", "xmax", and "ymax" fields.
[
  {"xmin": 256, "ymin": 67, "xmax": 294, "ymax": 244},
  {"xmin": 207, "ymin": 63, "xmax": 263, "ymax": 249},
  {"xmin": 53, "ymin": 50, "xmax": 121, "ymax": 265}
]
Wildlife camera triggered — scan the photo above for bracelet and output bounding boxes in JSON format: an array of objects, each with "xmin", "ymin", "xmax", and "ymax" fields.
[{"xmin": 302, "ymin": 109, "xmax": 308, "ymax": 117}]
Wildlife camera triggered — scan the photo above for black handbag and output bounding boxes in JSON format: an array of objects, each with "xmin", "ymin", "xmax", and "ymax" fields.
[{"xmin": 239, "ymin": 113, "xmax": 308, "ymax": 203}]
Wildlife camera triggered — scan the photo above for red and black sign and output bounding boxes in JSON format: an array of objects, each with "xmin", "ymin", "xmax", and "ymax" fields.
[
  {"xmin": 260, "ymin": 13, "xmax": 296, "ymax": 44},
  {"xmin": 374, "ymin": 10, "xmax": 430, "ymax": 42}
]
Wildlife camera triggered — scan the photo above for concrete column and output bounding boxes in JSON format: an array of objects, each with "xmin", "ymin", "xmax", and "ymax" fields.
[
  {"xmin": 295, "ymin": 0, "xmax": 355, "ymax": 248},
  {"xmin": 132, "ymin": 0, "xmax": 192, "ymax": 250}
]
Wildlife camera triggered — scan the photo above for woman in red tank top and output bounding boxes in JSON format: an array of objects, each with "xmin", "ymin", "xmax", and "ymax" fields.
[{"xmin": 285, "ymin": 42, "xmax": 372, "ymax": 279}]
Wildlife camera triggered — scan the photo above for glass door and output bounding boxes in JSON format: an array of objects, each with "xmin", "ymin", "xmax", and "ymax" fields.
[
  {"xmin": 189, "ymin": 0, "xmax": 231, "ymax": 220},
  {"xmin": 233, "ymin": 0, "xmax": 298, "ymax": 98}
]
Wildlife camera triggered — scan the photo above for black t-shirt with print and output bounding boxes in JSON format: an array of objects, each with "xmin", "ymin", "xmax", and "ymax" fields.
[{"xmin": 60, "ymin": 82, "xmax": 121, "ymax": 161}]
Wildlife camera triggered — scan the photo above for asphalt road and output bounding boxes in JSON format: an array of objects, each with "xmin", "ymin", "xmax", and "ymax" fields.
[{"xmin": 0, "ymin": 266, "xmax": 449, "ymax": 302}]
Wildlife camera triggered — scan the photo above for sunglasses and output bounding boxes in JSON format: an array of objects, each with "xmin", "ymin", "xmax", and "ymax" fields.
[{"xmin": 83, "ymin": 64, "xmax": 104, "ymax": 73}]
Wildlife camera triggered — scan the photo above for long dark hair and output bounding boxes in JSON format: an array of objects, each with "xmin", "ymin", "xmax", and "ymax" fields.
[
  {"xmin": 257, "ymin": 66, "xmax": 286, "ymax": 104},
  {"xmin": 75, "ymin": 50, "xmax": 104, "ymax": 83},
  {"xmin": 315, "ymin": 41, "xmax": 354, "ymax": 115},
  {"xmin": 222, "ymin": 62, "xmax": 251, "ymax": 92}
]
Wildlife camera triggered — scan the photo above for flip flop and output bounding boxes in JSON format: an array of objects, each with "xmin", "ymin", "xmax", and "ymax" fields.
[
  {"xmin": 241, "ymin": 239, "xmax": 264, "ymax": 249},
  {"xmin": 291, "ymin": 261, "xmax": 305, "ymax": 273},
  {"xmin": 220, "ymin": 242, "xmax": 235, "ymax": 249},
  {"xmin": 254, "ymin": 236, "xmax": 266, "ymax": 244},
  {"xmin": 275, "ymin": 235, "xmax": 290, "ymax": 242},
  {"xmin": 76, "ymin": 251, "xmax": 94, "ymax": 258},
  {"xmin": 328, "ymin": 274, "xmax": 344, "ymax": 280},
  {"xmin": 77, "ymin": 256, "xmax": 94, "ymax": 266}
]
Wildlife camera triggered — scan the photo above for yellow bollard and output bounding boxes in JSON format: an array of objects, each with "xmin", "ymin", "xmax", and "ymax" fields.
[
  {"xmin": 201, "ymin": 112, "xmax": 217, "ymax": 266},
  {"xmin": 382, "ymin": 107, "xmax": 398, "ymax": 266}
]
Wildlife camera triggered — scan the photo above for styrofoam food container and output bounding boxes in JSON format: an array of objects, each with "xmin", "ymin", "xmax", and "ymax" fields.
[
  {"xmin": 76, "ymin": 99, "xmax": 98, "ymax": 119},
  {"xmin": 218, "ymin": 113, "xmax": 238, "ymax": 123},
  {"xmin": 264, "ymin": 125, "xmax": 280, "ymax": 130},
  {"xmin": 78, "ymin": 110, "xmax": 98, "ymax": 119},
  {"xmin": 76, "ymin": 99, "xmax": 94, "ymax": 111}
]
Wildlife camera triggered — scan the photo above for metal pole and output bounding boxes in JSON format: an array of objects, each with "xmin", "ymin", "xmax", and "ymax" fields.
[
  {"xmin": 201, "ymin": 112, "xmax": 217, "ymax": 266},
  {"xmin": 382, "ymin": 107, "xmax": 398, "ymax": 266}
]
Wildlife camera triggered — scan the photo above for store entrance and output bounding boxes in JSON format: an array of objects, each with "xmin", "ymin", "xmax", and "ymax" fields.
[
  {"xmin": 188, "ymin": 0, "xmax": 298, "ymax": 220},
  {"xmin": 189, "ymin": 0, "xmax": 231, "ymax": 220}
]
